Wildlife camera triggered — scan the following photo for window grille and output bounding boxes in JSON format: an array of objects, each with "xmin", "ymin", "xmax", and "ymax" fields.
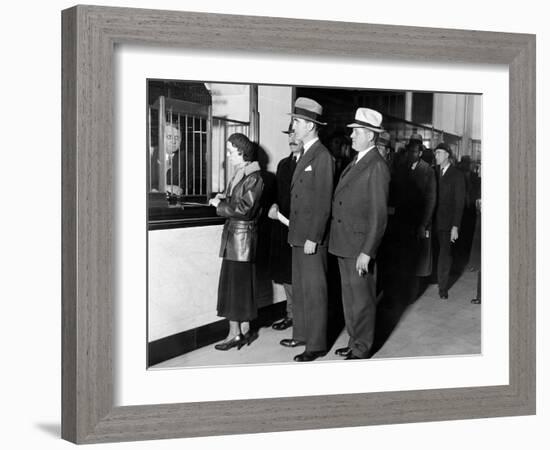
[
  {"xmin": 147, "ymin": 94, "xmax": 252, "ymax": 229},
  {"xmin": 211, "ymin": 117, "xmax": 250, "ymax": 194},
  {"xmin": 148, "ymin": 96, "xmax": 211, "ymax": 202}
]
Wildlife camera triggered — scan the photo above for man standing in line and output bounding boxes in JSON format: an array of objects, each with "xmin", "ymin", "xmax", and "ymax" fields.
[
  {"xmin": 281, "ymin": 97, "xmax": 334, "ymax": 362},
  {"xmin": 393, "ymin": 140, "xmax": 437, "ymax": 300},
  {"xmin": 433, "ymin": 142, "xmax": 465, "ymax": 299},
  {"xmin": 329, "ymin": 108, "xmax": 390, "ymax": 360},
  {"xmin": 268, "ymin": 123, "xmax": 303, "ymax": 331}
]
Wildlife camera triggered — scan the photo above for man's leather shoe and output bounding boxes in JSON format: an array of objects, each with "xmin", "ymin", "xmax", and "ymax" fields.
[
  {"xmin": 280, "ymin": 338, "xmax": 305, "ymax": 348},
  {"xmin": 439, "ymin": 290, "xmax": 448, "ymax": 299},
  {"xmin": 471, "ymin": 298, "xmax": 481, "ymax": 304},
  {"xmin": 294, "ymin": 350, "xmax": 327, "ymax": 362},
  {"xmin": 272, "ymin": 317, "xmax": 293, "ymax": 331},
  {"xmin": 345, "ymin": 354, "xmax": 363, "ymax": 360},
  {"xmin": 334, "ymin": 346, "xmax": 352, "ymax": 357}
]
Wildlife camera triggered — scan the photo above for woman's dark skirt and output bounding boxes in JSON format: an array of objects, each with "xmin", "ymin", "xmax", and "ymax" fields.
[{"xmin": 217, "ymin": 259, "xmax": 257, "ymax": 322}]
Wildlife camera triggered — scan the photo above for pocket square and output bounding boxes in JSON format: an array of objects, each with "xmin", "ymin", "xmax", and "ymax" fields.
[{"xmin": 305, "ymin": 165, "xmax": 313, "ymax": 172}]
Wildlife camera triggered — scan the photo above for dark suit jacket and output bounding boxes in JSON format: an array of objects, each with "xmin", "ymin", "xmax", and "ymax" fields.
[
  {"xmin": 148, "ymin": 148, "xmax": 185, "ymax": 192},
  {"xmin": 269, "ymin": 154, "xmax": 297, "ymax": 283},
  {"xmin": 435, "ymin": 164, "xmax": 466, "ymax": 232},
  {"xmin": 395, "ymin": 159, "xmax": 436, "ymax": 230},
  {"xmin": 329, "ymin": 148, "xmax": 390, "ymax": 259},
  {"xmin": 275, "ymin": 154, "xmax": 297, "ymax": 218},
  {"xmin": 288, "ymin": 140, "xmax": 334, "ymax": 247}
]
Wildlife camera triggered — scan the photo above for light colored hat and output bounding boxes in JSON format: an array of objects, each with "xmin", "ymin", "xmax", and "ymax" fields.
[
  {"xmin": 347, "ymin": 108, "xmax": 384, "ymax": 132},
  {"xmin": 409, "ymin": 132, "xmax": 423, "ymax": 143},
  {"xmin": 288, "ymin": 97, "xmax": 327, "ymax": 126}
]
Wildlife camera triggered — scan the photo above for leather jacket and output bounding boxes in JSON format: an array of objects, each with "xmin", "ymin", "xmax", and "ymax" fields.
[{"xmin": 216, "ymin": 163, "xmax": 264, "ymax": 262}]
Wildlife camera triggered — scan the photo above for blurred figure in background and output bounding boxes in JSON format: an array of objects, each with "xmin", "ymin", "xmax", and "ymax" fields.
[
  {"xmin": 376, "ymin": 131, "xmax": 392, "ymax": 163},
  {"xmin": 469, "ymin": 163, "xmax": 482, "ymax": 304},
  {"xmin": 328, "ymin": 132, "xmax": 353, "ymax": 180},
  {"xmin": 393, "ymin": 140, "xmax": 436, "ymax": 302},
  {"xmin": 433, "ymin": 143, "xmax": 465, "ymax": 300}
]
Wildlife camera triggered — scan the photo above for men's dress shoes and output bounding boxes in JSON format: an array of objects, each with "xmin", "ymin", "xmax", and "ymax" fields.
[
  {"xmin": 294, "ymin": 350, "xmax": 327, "ymax": 362},
  {"xmin": 334, "ymin": 346, "xmax": 352, "ymax": 357},
  {"xmin": 280, "ymin": 338, "xmax": 306, "ymax": 348},
  {"xmin": 272, "ymin": 317, "xmax": 293, "ymax": 331},
  {"xmin": 471, "ymin": 298, "xmax": 481, "ymax": 304},
  {"xmin": 439, "ymin": 290, "xmax": 449, "ymax": 299},
  {"xmin": 345, "ymin": 354, "xmax": 363, "ymax": 360}
]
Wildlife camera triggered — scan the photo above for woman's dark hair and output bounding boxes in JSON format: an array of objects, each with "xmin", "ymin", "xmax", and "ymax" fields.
[{"xmin": 228, "ymin": 133, "xmax": 256, "ymax": 162}]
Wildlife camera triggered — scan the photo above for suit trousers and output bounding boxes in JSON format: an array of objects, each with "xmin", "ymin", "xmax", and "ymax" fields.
[
  {"xmin": 436, "ymin": 230, "xmax": 452, "ymax": 293},
  {"xmin": 292, "ymin": 246, "xmax": 328, "ymax": 352},
  {"xmin": 337, "ymin": 257, "xmax": 376, "ymax": 358},
  {"xmin": 283, "ymin": 282, "xmax": 293, "ymax": 319}
]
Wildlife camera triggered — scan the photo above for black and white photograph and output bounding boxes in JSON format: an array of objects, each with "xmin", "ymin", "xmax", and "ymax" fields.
[
  {"xmin": 146, "ymin": 80, "xmax": 483, "ymax": 368},
  {"xmin": 4, "ymin": 0, "xmax": 546, "ymax": 448}
]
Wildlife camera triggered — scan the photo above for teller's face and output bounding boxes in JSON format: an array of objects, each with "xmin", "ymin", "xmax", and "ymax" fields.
[{"xmin": 164, "ymin": 125, "xmax": 181, "ymax": 155}]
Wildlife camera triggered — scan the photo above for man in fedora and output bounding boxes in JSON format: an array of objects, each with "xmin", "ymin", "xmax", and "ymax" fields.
[
  {"xmin": 280, "ymin": 97, "xmax": 334, "ymax": 362},
  {"xmin": 433, "ymin": 142, "xmax": 465, "ymax": 299},
  {"xmin": 329, "ymin": 108, "xmax": 390, "ymax": 360},
  {"xmin": 267, "ymin": 123, "xmax": 303, "ymax": 331}
]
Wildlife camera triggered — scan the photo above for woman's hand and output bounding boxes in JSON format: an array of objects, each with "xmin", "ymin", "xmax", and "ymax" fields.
[
  {"xmin": 209, "ymin": 197, "xmax": 221, "ymax": 207},
  {"xmin": 165, "ymin": 185, "xmax": 183, "ymax": 196}
]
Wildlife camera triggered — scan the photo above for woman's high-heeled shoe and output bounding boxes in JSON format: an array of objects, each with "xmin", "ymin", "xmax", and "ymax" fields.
[
  {"xmin": 241, "ymin": 330, "xmax": 258, "ymax": 346},
  {"xmin": 214, "ymin": 334, "xmax": 244, "ymax": 351}
]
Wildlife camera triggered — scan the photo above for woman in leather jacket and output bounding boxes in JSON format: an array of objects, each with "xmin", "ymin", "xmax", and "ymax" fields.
[{"xmin": 208, "ymin": 133, "xmax": 264, "ymax": 350}]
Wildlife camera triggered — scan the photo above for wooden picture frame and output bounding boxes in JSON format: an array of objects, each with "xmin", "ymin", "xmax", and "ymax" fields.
[{"xmin": 61, "ymin": 5, "xmax": 535, "ymax": 444}]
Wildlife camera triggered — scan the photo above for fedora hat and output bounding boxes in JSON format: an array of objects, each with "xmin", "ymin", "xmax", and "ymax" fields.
[
  {"xmin": 288, "ymin": 97, "xmax": 327, "ymax": 126},
  {"xmin": 347, "ymin": 108, "xmax": 384, "ymax": 132}
]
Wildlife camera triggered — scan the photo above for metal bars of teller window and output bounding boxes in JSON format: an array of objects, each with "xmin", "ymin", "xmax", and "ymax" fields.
[
  {"xmin": 165, "ymin": 108, "xmax": 208, "ymax": 199},
  {"xmin": 211, "ymin": 117, "xmax": 250, "ymax": 194},
  {"xmin": 148, "ymin": 95, "xmax": 212, "ymax": 201},
  {"xmin": 148, "ymin": 105, "xmax": 152, "ymax": 192},
  {"xmin": 166, "ymin": 108, "xmax": 181, "ymax": 195}
]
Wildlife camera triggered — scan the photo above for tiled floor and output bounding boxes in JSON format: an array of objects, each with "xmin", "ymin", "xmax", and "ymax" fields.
[{"xmin": 151, "ymin": 270, "xmax": 481, "ymax": 369}]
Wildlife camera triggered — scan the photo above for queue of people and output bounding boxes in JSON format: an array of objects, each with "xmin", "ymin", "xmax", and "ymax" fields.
[{"xmin": 209, "ymin": 97, "xmax": 479, "ymax": 361}]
